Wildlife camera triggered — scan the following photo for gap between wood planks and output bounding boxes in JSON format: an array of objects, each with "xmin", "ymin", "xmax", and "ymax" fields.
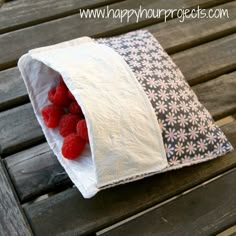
[
  {"xmin": 23, "ymin": 138, "xmax": 236, "ymax": 208},
  {"xmin": 0, "ymin": 0, "xmax": 235, "ymax": 71},
  {"xmin": 96, "ymin": 166, "xmax": 236, "ymax": 235},
  {"xmin": 0, "ymin": 0, "xmax": 232, "ymax": 35},
  {"xmin": 0, "ymin": 0, "xmax": 125, "ymax": 34},
  {"xmin": 0, "ymin": 158, "xmax": 33, "ymax": 235},
  {"xmin": 22, "ymin": 126, "xmax": 236, "ymax": 236},
  {"xmin": 18, "ymin": 116, "xmax": 236, "ymax": 206},
  {"xmin": 1, "ymin": 34, "xmax": 236, "ymax": 112}
]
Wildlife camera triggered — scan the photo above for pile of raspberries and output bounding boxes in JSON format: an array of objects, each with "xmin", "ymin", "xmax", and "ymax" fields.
[{"xmin": 41, "ymin": 78, "xmax": 89, "ymax": 160}]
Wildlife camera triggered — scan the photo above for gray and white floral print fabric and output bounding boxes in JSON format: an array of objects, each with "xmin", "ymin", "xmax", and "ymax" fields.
[{"xmin": 97, "ymin": 30, "xmax": 233, "ymax": 169}]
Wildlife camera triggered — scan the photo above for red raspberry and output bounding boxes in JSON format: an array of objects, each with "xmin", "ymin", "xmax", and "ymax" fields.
[
  {"xmin": 41, "ymin": 104, "xmax": 65, "ymax": 128},
  {"xmin": 76, "ymin": 119, "xmax": 89, "ymax": 142},
  {"xmin": 59, "ymin": 114, "xmax": 81, "ymax": 137},
  {"xmin": 68, "ymin": 90, "xmax": 76, "ymax": 101},
  {"xmin": 62, "ymin": 133, "xmax": 86, "ymax": 159},
  {"xmin": 48, "ymin": 84, "xmax": 70, "ymax": 106},
  {"xmin": 69, "ymin": 101, "xmax": 83, "ymax": 115}
]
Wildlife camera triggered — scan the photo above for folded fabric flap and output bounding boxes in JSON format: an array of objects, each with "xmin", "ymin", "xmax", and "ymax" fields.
[{"xmin": 19, "ymin": 39, "xmax": 168, "ymax": 191}]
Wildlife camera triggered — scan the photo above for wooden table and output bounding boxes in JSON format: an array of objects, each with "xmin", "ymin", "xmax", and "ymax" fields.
[{"xmin": 0, "ymin": 0, "xmax": 236, "ymax": 235}]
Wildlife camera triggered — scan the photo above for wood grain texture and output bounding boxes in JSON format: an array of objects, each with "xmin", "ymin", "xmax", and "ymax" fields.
[
  {"xmin": 100, "ymin": 168, "xmax": 236, "ymax": 236},
  {"xmin": 1, "ymin": 1, "xmax": 235, "ymax": 110},
  {"xmin": 0, "ymin": 103, "xmax": 44, "ymax": 156},
  {"xmin": 0, "ymin": 0, "xmax": 122, "ymax": 34},
  {"xmin": 0, "ymin": 0, "xmax": 232, "ymax": 70},
  {"xmin": 5, "ymin": 143, "xmax": 72, "ymax": 202},
  {"xmin": 172, "ymin": 33, "xmax": 236, "ymax": 85},
  {"xmin": 0, "ymin": 159, "xmax": 32, "ymax": 236},
  {"xmin": 0, "ymin": 67, "xmax": 28, "ymax": 111},
  {"xmin": 0, "ymin": 0, "xmax": 235, "ymax": 235},
  {"xmin": 0, "ymin": 0, "xmax": 4, "ymax": 8},
  {"xmin": 192, "ymin": 71, "xmax": 236, "ymax": 120},
  {"xmin": 23, "ymin": 121, "xmax": 236, "ymax": 236},
  {"xmin": 148, "ymin": 1, "xmax": 236, "ymax": 54}
]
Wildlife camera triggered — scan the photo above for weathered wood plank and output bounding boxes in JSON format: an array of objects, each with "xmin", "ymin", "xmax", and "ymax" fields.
[
  {"xmin": 0, "ymin": 0, "xmax": 122, "ymax": 34},
  {"xmin": 172, "ymin": 33, "xmax": 236, "ymax": 85},
  {"xmin": 0, "ymin": 0, "xmax": 232, "ymax": 70},
  {"xmin": 0, "ymin": 103, "xmax": 44, "ymax": 156},
  {"xmin": 0, "ymin": 67, "xmax": 28, "ymax": 111},
  {"xmin": 148, "ymin": 1, "xmax": 236, "ymax": 54},
  {"xmin": 0, "ymin": 159, "xmax": 33, "ymax": 236},
  {"xmin": 5, "ymin": 143, "xmax": 72, "ymax": 202},
  {"xmin": 192, "ymin": 71, "xmax": 236, "ymax": 120},
  {"xmin": 99, "ymin": 168, "xmax": 236, "ymax": 236},
  {"xmin": 0, "ymin": 0, "xmax": 4, "ymax": 8},
  {"xmin": 5, "ymin": 69, "xmax": 236, "ymax": 201},
  {"xmin": 23, "ymin": 120, "xmax": 236, "ymax": 236},
  {"xmin": 1, "ymin": 33, "xmax": 236, "ymax": 156},
  {"xmin": 1, "ymin": 1, "xmax": 236, "ymax": 110}
]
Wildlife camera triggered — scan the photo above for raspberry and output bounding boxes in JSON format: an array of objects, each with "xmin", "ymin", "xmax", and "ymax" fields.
[
  {"xmin": 59, "ymin": 114, "xmax": 81, "ymax": 137},
  {"xmin": 69, "ymin": 101, "xmax": 83, "ymax": 115},
  {"xmin": 48, "ymin": 84, "xmax": 70, "ymax": 106},
  {"xmin": 76, "ymin": 119, "xmax": 89, "ymax": 142},
  {"xmin": 62, "ymin": 133, "xmax": 86, "ymax": 159},
  {"xmin": 68, "ymin": 90, "xmax": 76, "ymax": 101},
  {"xmin": 41, "ymin": 104, "xmax": 65, "ymax": 128}
]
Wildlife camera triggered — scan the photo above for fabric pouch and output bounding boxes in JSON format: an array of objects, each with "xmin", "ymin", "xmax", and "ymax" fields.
[
  {"xmin": 18, "ymin": 34, "xmax": 168, "ymax": 198},
  {"xmin": 18, "ymin": 30, "xmax": 233, "ymax": 198}
]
